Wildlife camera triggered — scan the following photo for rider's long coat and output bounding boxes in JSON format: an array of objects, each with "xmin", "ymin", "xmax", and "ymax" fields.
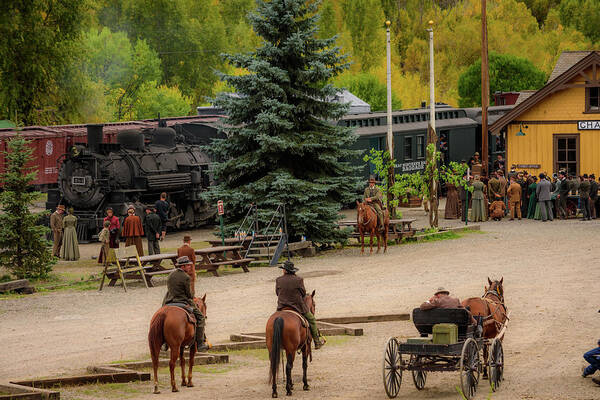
[{"xmin": 276, "ymin": 273, "xmax": 308, "ymax": 314}]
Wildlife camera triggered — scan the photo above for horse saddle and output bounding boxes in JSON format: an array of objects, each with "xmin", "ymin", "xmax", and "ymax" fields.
[
  {"xmin": 281, "ymin": 309, "xmax": 308, "ymax": 328},
  {"xmin": 165, "ymin": 302, "xmax": 196, "ymax": 324}
]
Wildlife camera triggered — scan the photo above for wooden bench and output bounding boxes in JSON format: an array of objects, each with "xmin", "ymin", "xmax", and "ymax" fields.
[{"xmin": 195, "ymin": 245, "xmax": 253, "ymax": 277}]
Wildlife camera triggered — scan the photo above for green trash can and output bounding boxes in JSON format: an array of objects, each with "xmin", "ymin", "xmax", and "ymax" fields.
[{"xmin": 432, "ymin": 323, "xmax": 458, "ymax": 344}]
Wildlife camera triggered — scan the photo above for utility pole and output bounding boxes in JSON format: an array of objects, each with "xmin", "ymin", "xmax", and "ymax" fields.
[
  {"xmin": 385, "ymin": 20, "xmax": 395, "ymax": 217},
  {"xmin": 427, "ymin": 20, "xmax": 438, "ymax": 228},
  {"xmin": 481, "ymin": 0, "xmax": 489, "ymax": 176}
]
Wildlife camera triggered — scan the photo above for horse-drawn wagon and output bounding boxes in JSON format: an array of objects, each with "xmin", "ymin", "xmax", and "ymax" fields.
[{"xmin": 382, "ymin": 307, "xmax": 508, "ymax": 399}]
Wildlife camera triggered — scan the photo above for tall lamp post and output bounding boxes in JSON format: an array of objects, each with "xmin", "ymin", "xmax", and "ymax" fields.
[
  {"xmin": 427, "ymin": 20, "xmax": 438, "ymax": 227},
  {"xmin": 385, "ymin": 20, "xmax": 395, "ymax": 217}
]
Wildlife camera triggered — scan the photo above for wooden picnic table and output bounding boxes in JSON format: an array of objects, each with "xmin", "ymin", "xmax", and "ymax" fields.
[
  {"xmin": 195, "ymin": 245, "xmax": 254, "ymax": 277},
  {"xmin": 105, "ymin": 253, "xmax": 178, "ymax": 288},
  {"xmin": 206, "ymin": 236, "xmax": 252, "ymax": 249},
  {"xmin": 339, "ymin": 218, "xmax": 417, "ymax": 243}
]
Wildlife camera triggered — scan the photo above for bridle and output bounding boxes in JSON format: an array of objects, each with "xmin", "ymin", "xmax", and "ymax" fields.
[
  {"xmin": 357, "ymin": 204, "xmax": 374, "ymax": 227},
  {"xmin": 481, "ymin": 282, "xmax": 508, "ymax": 328}
]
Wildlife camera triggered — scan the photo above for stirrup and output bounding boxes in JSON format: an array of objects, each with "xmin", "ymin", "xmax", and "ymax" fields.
[{"xmin": 314, "ymin": 337, "xmax": 326, "ymax": 349}]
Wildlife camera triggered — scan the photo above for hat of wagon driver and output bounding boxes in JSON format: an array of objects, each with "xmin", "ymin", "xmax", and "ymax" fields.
[
  {"xmin": 279, "ymin": 260, "xmax": 298, "ymax": 273},
  {"xmin": 176, "ymin": 256, "xmax": 193, "ymax": 266},
  {"xmin": 434, "ymin": 287, "xmax": 450, "ymax": 295}
]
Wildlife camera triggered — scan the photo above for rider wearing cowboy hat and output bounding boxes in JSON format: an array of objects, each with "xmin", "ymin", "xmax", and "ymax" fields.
[
  {"xmin": 276, "ymin": 260, "xmax": 325, "ymax": 349},
  {"xmin": 420, "ymin": 287, "xmax": 482, "ymax": 336},
  {"xmin": 163, "ymin": 256, "xmax": 208, "ymax": 351},
  {"xmin": 363, "ymin": 175, "xmax": 384, "ymax": 229}
]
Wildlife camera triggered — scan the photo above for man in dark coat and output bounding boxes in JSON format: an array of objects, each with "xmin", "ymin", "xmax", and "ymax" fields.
[
  {"xmin": 155, "ymin": 192, "xmax": 170, "ymax": 240},
  {"xmin": 590, "ymin": 174, "xmax": 598, "ymax": 219},
  {"xmin": 276, "ymin": 260, "xmax": 325, "ymax": 349},
  {"xmin": 536, "ymin": 173, "xmax": 553, "ymax": 221},
  {"xmin": 557, "ymin": 171, "xmax": 570, "ymax": 219},
  {"xmin": 162, "ymin": 256, "xmax": 207, "ymax": 351},
  {"xmin": 143, "ymin": 207, "xmax": 162, "ymax": 255},
  {"xmin": 579, "ymin": 174, "xmax": 591, "ymax": 221},
  {"xmin": 177, "ymin": 236, "xmax": 196, "ymax": 296}
]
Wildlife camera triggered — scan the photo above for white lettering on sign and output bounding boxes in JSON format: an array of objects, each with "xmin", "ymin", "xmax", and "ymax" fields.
[
  {"xmin": 44, "ymin": 167, "xmax": 58, "ymax": 175},
  {"xmin": 398, "ymin": 160, "xmax": 426, "ymax": 172},
  {"xmin": 578, "ymin": 120, "xmax": 600, "ymax": 130}
]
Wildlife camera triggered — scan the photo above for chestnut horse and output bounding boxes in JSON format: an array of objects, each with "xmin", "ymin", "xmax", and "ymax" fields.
[
  {"xmin": 356, "ymin": 200, "xmax": 389, "ymax": 254},
  {"xmin": 266, "ymin": 291, "xmax": 316, "ymax": 398},
  {"xmin": 462, "ymin": 278, "xmax": 507, "ymax": 377},
  {"xmin": 148, "ymin": 295, "xmax": 207, "ymax": 394}
]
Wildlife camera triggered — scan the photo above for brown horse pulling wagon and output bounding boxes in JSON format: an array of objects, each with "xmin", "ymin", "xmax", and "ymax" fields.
[{"xmin": 382, "ymin": 307, "xmax": 509, "ymax": 399}]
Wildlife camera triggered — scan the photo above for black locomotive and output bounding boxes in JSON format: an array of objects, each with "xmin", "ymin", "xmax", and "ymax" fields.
[{"xmin": 46, "ymin": 124, "xmax": 215, "ymax": 241}]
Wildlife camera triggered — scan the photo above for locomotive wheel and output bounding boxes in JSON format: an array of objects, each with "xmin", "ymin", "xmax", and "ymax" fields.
[
  {"xmin": 459, "ymin": 338, "xmax": 480, "ymax": 400},
  {"xmin": 489, "ymin": 339, "xmax": 504, "ymax": 392},
  {"xmin": 410, "ymin": 355, "xmax": 427, "ymax": 390},
  {"xmin": 382, "ymin": 337, "xmax": 402, "ymax": 398}
]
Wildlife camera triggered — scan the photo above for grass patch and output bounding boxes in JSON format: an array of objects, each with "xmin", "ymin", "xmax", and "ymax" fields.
[
  {"xmin": 413, "ymin": 230, "xmax": 461, "ymax": 242},
  {"xmin": 63, "ymin": 381, "xmax": 145, "ymax": 399},
  {"xmin": 323, "ymin": 335, "xmax": 351, "ymax": 346}
]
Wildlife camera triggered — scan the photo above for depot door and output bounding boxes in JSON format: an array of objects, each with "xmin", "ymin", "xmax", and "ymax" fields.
[{"xmin": 553, "ymin": 134, "xmax": 579, "ymax": 176}]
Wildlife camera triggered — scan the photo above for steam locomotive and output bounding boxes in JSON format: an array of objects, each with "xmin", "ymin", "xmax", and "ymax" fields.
[{"xmin": 46, "ymin": 123, "xmax": 216, "ymax": 241}]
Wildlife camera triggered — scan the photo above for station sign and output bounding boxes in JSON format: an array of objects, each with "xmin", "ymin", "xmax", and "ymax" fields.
[
  {"xmin": 578, "ymin": 121, "xmax": 600, "ymax": 130},
  {"xmin": 217, "ymin": 200, "xmax": 224, "ymax": 215},
  {"xmin": 397, "ymin": 160, "xmax": 426, "ymax": 172}
]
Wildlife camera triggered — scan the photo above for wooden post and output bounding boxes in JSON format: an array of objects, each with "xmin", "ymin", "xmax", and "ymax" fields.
[
  {"xmin": 481, "ymin": 0, "xmax": 489, "ymax": 176},
  {"xmin": 385, "ymin": 20, "xmax": 395, "ymax": 217}
]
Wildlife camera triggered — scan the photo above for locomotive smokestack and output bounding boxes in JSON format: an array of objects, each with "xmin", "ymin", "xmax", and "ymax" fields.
[{"xmin": 86, "ymin": 124, "xmax": 104, "ymax": 152}]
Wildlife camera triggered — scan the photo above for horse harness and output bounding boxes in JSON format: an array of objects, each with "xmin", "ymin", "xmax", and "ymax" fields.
[
  {"xmin": 360, "ymin": 203, "xmax": 385, "ymax": 227},
  {"xmin": 481, "ymin": 289, "xmax": 508, "ymax": 331}
]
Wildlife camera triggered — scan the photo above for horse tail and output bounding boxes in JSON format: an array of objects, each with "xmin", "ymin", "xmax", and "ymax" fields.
[
  {"xmin": 269, "ymin": 317, "xmax": 284, "ymax": 384},
  {"xmin": 148, "ymin": 309, "xmax": 167, "ymax": 365}
]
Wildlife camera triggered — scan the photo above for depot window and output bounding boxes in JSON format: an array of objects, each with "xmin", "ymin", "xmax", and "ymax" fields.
[
  {"xmin": 586, "ymin": 87, "xmax": 600, "ymax": 112},
  {"xmin": 404, "ymin": 136, "xmax": 413, "ymax": 161}
]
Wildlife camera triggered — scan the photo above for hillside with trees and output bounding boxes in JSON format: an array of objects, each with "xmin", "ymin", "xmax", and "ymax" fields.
[{"xmin": 0, "ymin": 0, "xmax": 593, "ymax": 126}]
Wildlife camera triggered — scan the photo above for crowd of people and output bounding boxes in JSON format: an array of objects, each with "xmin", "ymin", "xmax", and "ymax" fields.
[
  {"xmin": 444, "ymin": 157, "xmax": 599, "ymax": 223},
  {"xmin": 50, "ymin": 191, "xmax": 172, "ymax": 264}
]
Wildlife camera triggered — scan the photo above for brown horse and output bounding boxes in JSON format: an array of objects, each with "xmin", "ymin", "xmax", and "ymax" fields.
[
  {"xmin": 462, "ymin": 278, "xmax": 507, "ymax": 377},
  {"xmin": 266, "ymin": 291, "xmax": 316, "ymax": 398},
  {"xmin": 148, "ymin": 295, "xmax": 207, "ymax": 394},
  {"xmin": 356, "ymin": 200, "xmax": 389, "ymax": 254}
]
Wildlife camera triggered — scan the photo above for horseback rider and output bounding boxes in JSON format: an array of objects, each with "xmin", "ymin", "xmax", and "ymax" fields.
[
  {"xmin": 363, "ymin": 175, "xmax": 384, "ymax": 229},
  {"xmin": 162, "ymin": 256, "xmax": 208, "ymax": 351},
  {"xmin": 276, "ymin": 260, "xmax": 325, "ymax": 349}
]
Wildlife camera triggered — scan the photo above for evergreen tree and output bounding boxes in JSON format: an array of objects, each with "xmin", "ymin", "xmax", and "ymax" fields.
[
  {"xmin": 209, "ymin": 0, "xmax": 360, "ymax": 244},
  {"xmin": 458, "ymin": 52, "xmax": 547, "ymax": 107},
  {"xmin": 0, "ymin": 135, "xmax": 55, "ymax": 280}
]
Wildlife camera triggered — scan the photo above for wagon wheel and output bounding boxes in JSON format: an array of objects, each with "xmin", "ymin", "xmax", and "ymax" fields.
[
  {"xmin": 459, "ymin": 338, "xmax": 481, "ymax": 400},
  {"xmin": 382, "ymin": 337, "xmax": 402, "ymax": 398},
  {"xmin": 410, "ymin": 355, "xmax": 427, "ymax": 390},
  {"xmin": 489, "ymin": 339, "xmax": 504, "ymax": 392}
]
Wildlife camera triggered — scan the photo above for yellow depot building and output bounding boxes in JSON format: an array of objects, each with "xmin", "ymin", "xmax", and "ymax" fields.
[{"xmin": 491, "ymin": 51, "xmax": 600, "ymax": 177}]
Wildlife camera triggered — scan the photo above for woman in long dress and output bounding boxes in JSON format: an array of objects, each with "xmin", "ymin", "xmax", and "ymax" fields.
[
  {"xmin": 61, "ymin": 208, "xmax": 80, "ymax": 261},
  {"xmin": 471, "ymin": 177, "xmax": 486, "ymax": 222},
  {"xmin": 444, "ymin": 183, "xmax": 461, "ymax": 219},
  {"xmin": 527, "ymin": 176, "xmax": 538, "ymax": 219}
]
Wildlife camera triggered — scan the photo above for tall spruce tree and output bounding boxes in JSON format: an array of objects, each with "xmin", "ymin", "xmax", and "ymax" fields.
[
  {"xmin": 0, "ymin": 135, "xmax": 55, "ymax": 279},
  {"xmin": 209, "ymin": 0, "xmax": 360, "ymax": 244}
]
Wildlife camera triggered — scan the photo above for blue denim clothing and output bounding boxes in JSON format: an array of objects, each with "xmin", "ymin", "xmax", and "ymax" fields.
[{"xmin": 583, "ymin": 347, "xmax": 600, "ymax": 376}]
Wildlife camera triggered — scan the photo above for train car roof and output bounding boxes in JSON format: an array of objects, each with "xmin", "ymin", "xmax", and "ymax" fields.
[
  {"xmin": 340, "ymin": 104, "xmax": 457, "ymax": 120},
  {"xmin": 352, "ymin": 117, "xmax": 477, "ymax": 137},
  {"xmin": 462, "ymin": 105, "xmax": 515, "ymax": 126}
]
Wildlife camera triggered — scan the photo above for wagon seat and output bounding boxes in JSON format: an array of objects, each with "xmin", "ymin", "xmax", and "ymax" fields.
[{"xmin": 412, "ymin": 308, "xmax": 474, "ymax": 340}]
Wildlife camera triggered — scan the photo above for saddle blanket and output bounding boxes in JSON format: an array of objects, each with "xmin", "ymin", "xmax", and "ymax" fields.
[{"xmin": 165, "ymin": 302, "xmax": 196, "ymax": 324}]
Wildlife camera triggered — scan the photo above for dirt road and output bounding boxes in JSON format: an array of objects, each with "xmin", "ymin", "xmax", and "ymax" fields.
[{"xmin": 1, "ymin": 215, "xmax": 598, "ymax": 399}]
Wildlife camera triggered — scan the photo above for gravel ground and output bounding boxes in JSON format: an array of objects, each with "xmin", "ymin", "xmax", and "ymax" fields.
[{"xmin": 1, "ymin": 206, "xmax": 598, "ymax": 399}]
